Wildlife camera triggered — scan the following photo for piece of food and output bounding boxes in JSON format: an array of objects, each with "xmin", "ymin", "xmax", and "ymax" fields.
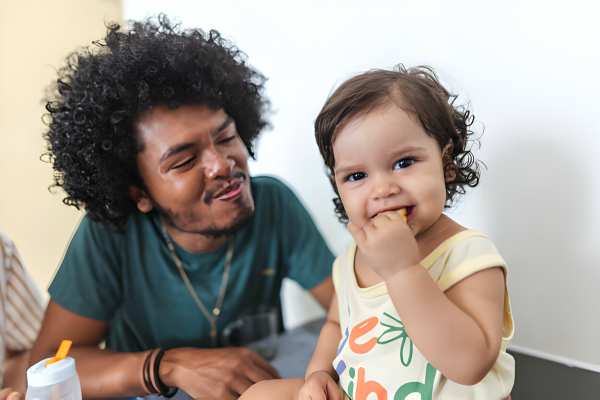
[{"xmin": 398, "ymin": 208, "xmax": 407, "ymax": 222}]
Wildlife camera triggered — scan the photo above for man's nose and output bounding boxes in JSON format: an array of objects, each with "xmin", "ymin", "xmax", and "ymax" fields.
[{"xmin": 202, "ymin": 147, "xmax": 233, "ymax": 179}]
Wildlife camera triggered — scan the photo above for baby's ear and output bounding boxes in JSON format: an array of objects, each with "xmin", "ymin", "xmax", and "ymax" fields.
[
  {"xmin": 129, "ymin": 186, "xmax": 153, "ymax": 213},
  {"xmin": 442, "ymin": 142, "xmax": 454, "ymax": 158},
  {"xmin": 442, "ymin": 142, "xmax": 457, "ymax": 183}
]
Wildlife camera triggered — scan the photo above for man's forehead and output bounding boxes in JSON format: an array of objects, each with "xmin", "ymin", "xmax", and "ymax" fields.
[
  {"xmin": 134, "ymin": 105, "xmax": 231, "ymax": 149},
  {"xmin": 136, "ymin": 104, "xmax": 227, "ymax": 130}
]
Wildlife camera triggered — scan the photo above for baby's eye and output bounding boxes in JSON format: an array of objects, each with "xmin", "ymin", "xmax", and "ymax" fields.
[
  {"xmin": 345, "ymin": 172, "xmax": 366, "ymax": 182},
  {"xmin": 393, "ymin": 158, "xmax": 416, "ymax": 170}
]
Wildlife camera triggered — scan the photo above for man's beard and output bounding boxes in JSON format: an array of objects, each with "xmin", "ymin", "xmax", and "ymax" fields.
[{"xmin": 152, "ymin": 201, "xmax": 254, "ymax": 238}]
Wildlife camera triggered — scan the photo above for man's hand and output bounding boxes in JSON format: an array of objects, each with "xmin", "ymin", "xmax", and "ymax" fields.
[
  {"xmin": 160, "ymin": 347, "xmax": 280, "ymax": 400},
  {"xmin": 0, "ymin": 388, "xmax": 22, "ymax": 400},
  {"xmin": 347, "ymin": 209, "xmax": 420, "ymax": 280},
  {"xmin": 297, "ymin": 371, "xmax": 341, "ymax": 400}
]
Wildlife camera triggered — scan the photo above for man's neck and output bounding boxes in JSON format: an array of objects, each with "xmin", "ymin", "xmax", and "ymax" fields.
[{"xmin": 164, "ymin": 223, "xmax": 228, "ymax": 253}]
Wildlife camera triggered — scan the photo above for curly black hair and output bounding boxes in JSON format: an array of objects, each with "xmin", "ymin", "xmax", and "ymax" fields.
[
  {"xmin": 314, "ymin": 65, "xmax": 482, "ymax": 224},
  {"xmin": 43, "ymin": 15, "xmax": 269, "ymax": 230}
]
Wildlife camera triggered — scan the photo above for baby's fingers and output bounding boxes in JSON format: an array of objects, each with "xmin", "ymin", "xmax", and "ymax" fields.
[
  {"xmin": 326, "ymin": 378, "xmax": 342, "ymax": 400},
  {"xmin": 299, "ymin": 387, "xmax": 326, "ymax": 400},
  {"xmin": 298, "ymin": 380, "xmax": 328, "ymax": 400},
  {"xmin": 347, "ymin": 221, "xmax": 367, "ymax": 245}
]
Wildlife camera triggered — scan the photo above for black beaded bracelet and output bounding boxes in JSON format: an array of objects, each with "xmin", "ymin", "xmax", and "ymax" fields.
[{"xmin": 153, "ymin": 349, "xmax": 178, "ymax": 398}]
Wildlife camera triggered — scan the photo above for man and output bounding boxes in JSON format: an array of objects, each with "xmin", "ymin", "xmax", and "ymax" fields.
[
  {"xmin": 1, "ymin": 229, "xmax": 44, "ymax": 400},
  {"xmin": 30, "ymin": 16, "xmax": 334, "ymax": 400}
]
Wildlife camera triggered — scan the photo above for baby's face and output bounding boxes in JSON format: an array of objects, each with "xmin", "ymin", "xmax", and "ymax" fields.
[{"xmin": 332, "ymin": 104, "xmax": 447, "ymax": 236}]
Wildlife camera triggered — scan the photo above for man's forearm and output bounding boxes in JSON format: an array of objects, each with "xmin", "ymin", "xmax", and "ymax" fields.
[
  {"xmin": 309, "ymin": 277, "xmax": 335, "ymax": 309},
  {"xmin": 60, "ymin": 347, "xmax": 148, "ymax": 398}
]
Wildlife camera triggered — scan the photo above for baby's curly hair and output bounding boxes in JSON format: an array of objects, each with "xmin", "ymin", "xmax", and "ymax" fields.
[
  {"xmin": 43, "ymin": 15, "xmax": 269, "ymax": 230},
  {"xmin": 315, "ymin": 65, "xmax": 482, "ymax": 224}
]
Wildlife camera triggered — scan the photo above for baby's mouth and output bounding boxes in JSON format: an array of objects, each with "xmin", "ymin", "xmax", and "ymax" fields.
[{"xmin": 371, "ymin": 205, "xmax": 415, "ymax": 220}]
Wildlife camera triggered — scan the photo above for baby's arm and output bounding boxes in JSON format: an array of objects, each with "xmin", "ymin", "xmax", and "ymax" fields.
[
  {"xmin": 305, "ymin": 293, "xmax": 341, "ymax": 378},
  {"xmin": 297, "ymin": 293, "xmax": 342, "ymax": 400},
  {"xmin": 386, "ymin": 265, "xmax": 505, "ymax": 385}
]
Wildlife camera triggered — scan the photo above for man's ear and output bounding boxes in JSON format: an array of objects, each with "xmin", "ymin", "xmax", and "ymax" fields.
[{"xmin": 129, "ymin": 186, "xmax": 153, "ymax": 213}]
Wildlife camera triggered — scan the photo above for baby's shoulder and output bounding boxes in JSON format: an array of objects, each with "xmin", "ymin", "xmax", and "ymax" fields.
[
  {"xmin": 429, "ymin": 230, "xmax": 507, "ymax": 291},
  {"xmin": 436, "ymin": 230, "xmax": 502, "ymax": 264}
]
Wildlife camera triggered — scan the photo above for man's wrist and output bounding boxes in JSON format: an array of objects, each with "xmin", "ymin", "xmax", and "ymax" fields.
[
  {"xmin": 158, "ymin": 348, "xmax": 181, "ymax": 389},
  {"xmin": 153, "ymin": 349, "xmax": 177, "ymax": 397}
]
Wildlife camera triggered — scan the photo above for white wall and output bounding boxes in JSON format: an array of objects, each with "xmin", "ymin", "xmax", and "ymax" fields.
[{"xmin": 124, "ymin": 0, "xmax": 600, "ymax": 370}]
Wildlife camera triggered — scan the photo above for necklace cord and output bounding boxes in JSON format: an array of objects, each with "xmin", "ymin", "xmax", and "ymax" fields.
[{"xmin": 161, "ymin": 224, "xmax": 234, "ymax": 346}]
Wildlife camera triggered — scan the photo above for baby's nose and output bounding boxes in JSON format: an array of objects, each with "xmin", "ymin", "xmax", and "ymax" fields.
[{"xmin": 372, "ymin": 180, "xmax": 401, "ymax": 200}]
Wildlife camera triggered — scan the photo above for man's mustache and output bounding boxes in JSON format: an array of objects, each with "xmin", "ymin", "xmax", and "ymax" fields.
[{"xmin": 203, "ymin": 171, "xmax": 247, "ymax": 204}]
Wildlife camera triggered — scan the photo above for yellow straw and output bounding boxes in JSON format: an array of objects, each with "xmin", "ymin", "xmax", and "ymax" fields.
[{"xmin": 45, "ymin": 340, "xmax": 72, "ymax": 366}]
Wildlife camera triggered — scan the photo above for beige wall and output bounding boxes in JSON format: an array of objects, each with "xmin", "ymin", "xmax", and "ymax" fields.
[{"xmin": 0, "ymin": 1, "xmax": 123, "ymax": 292}]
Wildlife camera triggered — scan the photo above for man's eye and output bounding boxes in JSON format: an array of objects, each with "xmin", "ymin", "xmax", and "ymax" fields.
[
  {"xmin": 172, "ymin": 157, "xmax": 195, "ymax": 170},
  {"xmin": 217, "ymin": 135, "xmax": 236, "ymax": 145},
  {"xmin": 393, "ymin": 158, "xmax": 416, "ymax": 170},
  {"xmin": 345, "ymin": 172, "xmax": 366, "ymax": 182}
]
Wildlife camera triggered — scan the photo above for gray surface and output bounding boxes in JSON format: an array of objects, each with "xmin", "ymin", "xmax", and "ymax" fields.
[
  {"xmin": 509, "ymin": 351, "xmax": 600, "ymax": 400},
  {"xmin": 271, "ymin": 318, "xmax": 323, "ymax": 378}
]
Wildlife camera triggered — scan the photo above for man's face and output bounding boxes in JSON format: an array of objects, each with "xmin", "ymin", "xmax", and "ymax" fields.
[{"xmin": 134, "ymin": 104, "xmax": 254, "ymax": 236}]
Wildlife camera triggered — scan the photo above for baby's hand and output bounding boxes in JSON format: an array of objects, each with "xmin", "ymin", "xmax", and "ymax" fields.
[
  {"xmin": 297, "ymin": 371, "xmax": 341, "ymax": 400},
  {"xmin": 347, "ymin": 209, "xmax": 420, "ymax": 280}
]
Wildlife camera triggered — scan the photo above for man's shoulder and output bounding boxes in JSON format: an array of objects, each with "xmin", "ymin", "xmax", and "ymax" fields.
[
  {"xmin": 76, "ymin": 212, "xmax": 155, "ymax": 244},
  {"xmin": 251, "ymin": 175, "xmax": 305, "ymax": 211},
  {"xmin": 59, "ymin": 212, "xmax": 158, "ymax": 276}
]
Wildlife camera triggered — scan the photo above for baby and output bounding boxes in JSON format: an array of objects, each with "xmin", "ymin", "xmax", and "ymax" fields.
[{"xmin": 242, "ymin": 65, "xmax": 514, "ymax": 399}]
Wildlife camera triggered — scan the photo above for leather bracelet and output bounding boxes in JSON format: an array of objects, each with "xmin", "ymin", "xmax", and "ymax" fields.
[
  {"xmin": 153, "ymin": 349, "xmax": 178, "ymax": 398},
  {"xmin": 143, "ymin": 349, "xmax": 158, "ymax": 394}
]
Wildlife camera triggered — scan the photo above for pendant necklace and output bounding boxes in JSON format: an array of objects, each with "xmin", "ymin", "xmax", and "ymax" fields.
[{"xmin": 161, "ymin": 224, "xmax": 234, "ymax": 346}]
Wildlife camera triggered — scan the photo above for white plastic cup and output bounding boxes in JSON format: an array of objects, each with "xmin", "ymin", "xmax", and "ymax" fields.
[{"xmin": 26, "ymin": 357, "xmax": 82, "ymax": 400}]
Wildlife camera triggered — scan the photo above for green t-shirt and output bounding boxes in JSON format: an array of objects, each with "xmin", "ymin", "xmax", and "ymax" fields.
[{"xmin": 49, "ymin": 176, "xmax": 334, "ymax": 352}]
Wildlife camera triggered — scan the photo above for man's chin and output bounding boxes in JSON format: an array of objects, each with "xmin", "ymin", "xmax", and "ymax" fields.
[
  {"xmin": 152, "ymin": 188, "xmax": 255, "ymax": 238},
  {"xmin": 198, "ymin": 208, "xmax": 254, "ymax": 237}
]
